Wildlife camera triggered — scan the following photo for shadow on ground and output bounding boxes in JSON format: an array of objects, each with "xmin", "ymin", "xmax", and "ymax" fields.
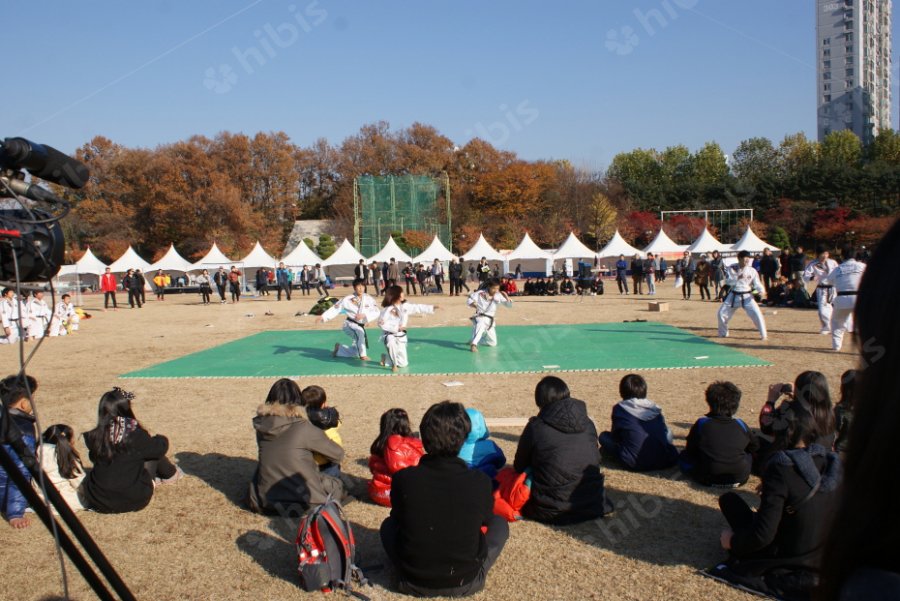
[{"xmin": 176, "ymin": 451, "xmax": 257, "ymax": 507}]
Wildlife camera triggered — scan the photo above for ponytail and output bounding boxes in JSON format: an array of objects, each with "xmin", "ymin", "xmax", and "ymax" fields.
[{"xmin": 42, "ymin": 424, "xmax": 84, "ymax": 480}]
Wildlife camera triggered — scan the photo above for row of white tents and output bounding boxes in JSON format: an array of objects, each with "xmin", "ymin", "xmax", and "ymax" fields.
[{"xmin": 58, "ymin": 225, "xmax": 775, "ymax": 282}]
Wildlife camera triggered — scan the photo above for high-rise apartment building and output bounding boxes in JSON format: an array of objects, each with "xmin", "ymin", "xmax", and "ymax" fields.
[{"xmin": 816, "ymin": 0, "xmax": 892, "ymax": 143}]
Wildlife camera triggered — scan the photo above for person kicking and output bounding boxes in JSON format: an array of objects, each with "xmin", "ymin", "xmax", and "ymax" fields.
[
  {"xmin": 717, "ymin": 251, "xmax": 767, "ymax": 341},
  {"xmin": 467, "ymin": 278, "xmax": 512, "ymax": 352},
  {"xmin": 317, "ymin": 278, "xmax": 380, "ymax": 361}
]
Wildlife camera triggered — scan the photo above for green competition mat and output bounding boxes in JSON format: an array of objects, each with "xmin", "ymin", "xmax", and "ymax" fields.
[{"xmin": 121, "ymin": 322, "xmax": 769, "ymax": 379}]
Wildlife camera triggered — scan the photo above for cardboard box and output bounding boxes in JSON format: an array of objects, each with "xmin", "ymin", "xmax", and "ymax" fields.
[{"xmin": 649, "ymin": 302, "xmax": 669, "ymax": 312}]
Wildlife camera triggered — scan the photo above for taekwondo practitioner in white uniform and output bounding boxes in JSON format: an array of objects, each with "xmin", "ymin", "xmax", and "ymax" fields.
[
  {"xmin": 467, "ymin": 278, "xmax": 513, "ymax": 352},
  {"xmin": 717, "ymin": 251, "xmax": 767, "ymax": 341},
  {"xmin": 317, "ymin": 278, "xmax": 380, "ymax": 360},
  {"xmin": 802, "ymin": 246, "xmax": 840, "ymax": 335},
  {"xmin": 820, "ymin": 247, "xmax": 866, "ymax": 352},
  {"xmin": 378, "ymin": 284, "xmax": 437, "ymax": 372},
  {"xmin": 49, "ymin": 293, "xmax": 78, "ymax": 337},
  {"xmin": 0, "ymin": 287, "xmax": 21, "ymax": 344},
  {"xmin": 27, "ymin": 291, "xmax": 51, "ymax": 339}
]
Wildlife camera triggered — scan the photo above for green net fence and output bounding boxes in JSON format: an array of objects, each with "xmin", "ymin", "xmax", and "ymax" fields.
[{"xmin": 354, "ymin": 174, "xmax": 451, "ymax": 257}]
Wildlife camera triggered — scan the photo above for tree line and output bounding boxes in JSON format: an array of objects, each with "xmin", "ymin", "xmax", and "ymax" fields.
[{"xmin": 60, "ymin": 123, "xmax": 899, "ymax": 263}]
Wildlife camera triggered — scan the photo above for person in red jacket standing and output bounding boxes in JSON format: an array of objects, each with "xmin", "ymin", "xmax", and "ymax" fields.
[
  {"xmin": 368, "ymin": 408, "xmax": 424, "ymax": 507},
  {"xmin": 100, "ymin": 267, "xmax": 118, "ymax": 311}
]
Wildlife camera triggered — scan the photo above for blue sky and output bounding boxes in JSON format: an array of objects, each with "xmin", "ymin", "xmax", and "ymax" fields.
[{"xmin": 5, "ymin": 1, "xmax": 898, "ymax": 169}]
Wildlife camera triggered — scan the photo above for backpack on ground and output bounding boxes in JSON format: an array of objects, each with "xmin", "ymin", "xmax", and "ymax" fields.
[
  {"xmin": 296, "ymin": 497, "xmax": 369, "ymax": 598},
  {"xmin": 308, "ymin": 296, "xmax": 339, "ymax": 316}
]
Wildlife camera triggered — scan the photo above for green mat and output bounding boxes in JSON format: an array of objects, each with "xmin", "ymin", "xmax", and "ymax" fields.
[{"xmin": 121, "ymin": 322, "xmax": 769, "ymax": 379}]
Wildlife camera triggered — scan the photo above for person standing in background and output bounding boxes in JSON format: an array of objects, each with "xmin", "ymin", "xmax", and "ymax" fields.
[
  {"xmin": 431, "ymin": 259, "xmax": 445, "ymax": 294},
  {"xmin": 615, "ymin": 254, "xmax": 629, "ymax": 294},
  {"xmin": 100, "ymin": 267, "xmax": 118, "ymax": 311},
  {"xmin": 354, "ymin": 260, "xmax": 369, "ymax": 293},
  {"xmin": 789, "ymin": 246, "xmax": 806, "ymax": 281},
  {"xmin": 643, "ymin": 253, "xmax": 656, "ymax": 295},
  {"xmin": 275, "ymin": 262, "xmax": 292, "ymax": 301},
  {"xmin": 213, "ymin": 266, "xmax": 228, "ymax": 304},
  {"xmin": 228, "ymin": 266, "xmax": 242, "ymax": 303},
  {"xmin": 759, "ymin": 248, "xmax": 779, "ymax": 295},
  {"xmin": 630, "ymin": 254, "xmax": 644, "ymax": 295}
]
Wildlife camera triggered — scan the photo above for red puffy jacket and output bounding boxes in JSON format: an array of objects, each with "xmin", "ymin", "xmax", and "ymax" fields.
[{"xmin": 367, "ymin": 434, "xmax": 425, "ymax": 507}]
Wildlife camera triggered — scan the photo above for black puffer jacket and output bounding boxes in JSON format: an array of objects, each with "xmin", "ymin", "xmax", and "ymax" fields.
[{"xmin": 513, "ymin": 397, "xmax": 611, "ymax": 525}]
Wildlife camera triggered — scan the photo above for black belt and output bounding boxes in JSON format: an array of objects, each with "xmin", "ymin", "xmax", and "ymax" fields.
[
  {"xmin": 817, "ymin": 285, "xmax": 833, "ymax": 289},
  {"xmin": 346, "ymin": 318, "xmax": 369, "ymax": 349},
  {"xmin": 837, "ymin": 291, "xmax": 857, "ymax": 296},
  {"xmin": 472, "ymin": 313, "xmax": 495, "ymax": 328}
]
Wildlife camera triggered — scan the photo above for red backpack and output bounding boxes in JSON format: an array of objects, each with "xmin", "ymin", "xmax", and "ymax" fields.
[{"xmin": 296, "ymin": 497, "xmax": 369, "ymax": 598}]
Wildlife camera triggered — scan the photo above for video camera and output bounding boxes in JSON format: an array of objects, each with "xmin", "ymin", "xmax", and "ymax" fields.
[{"xmin": 0, "ymin": 136, "xmax": 89, "ymax": 282}]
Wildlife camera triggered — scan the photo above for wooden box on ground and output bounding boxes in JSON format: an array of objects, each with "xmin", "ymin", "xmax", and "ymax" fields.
[{"xmin": 649, "ymin": 302, "xmax": 669, "ymax": 312}]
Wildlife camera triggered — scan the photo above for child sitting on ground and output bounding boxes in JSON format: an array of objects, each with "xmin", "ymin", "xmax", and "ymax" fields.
[
  {"xmin": 599, "ymin": 374, "xmax": 678, "ymax": 471},
  {"xmin": 301, "ymin": 385, "xmax": 342, "ymax": 478},
  {"xmin": 679, "ymin": 381, "xmax": 758, "ymax": 486},
  {"xmin": 458, "ymin": 408, "xmax": 506, "ymax": 479},
  {"xmin": 368, "ymin": 408, "xmax": 424, "ymax": 507},
  {"xmin": 0, "ymin": 375, "xmax": 38, "ymax": 528},
  {"xmin": 40, "ymin": 424, "xmax": 87, "ymax": 511}
]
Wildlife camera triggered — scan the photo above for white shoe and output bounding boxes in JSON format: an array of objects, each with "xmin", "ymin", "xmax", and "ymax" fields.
[{"xmin": 819, "ymin": 329, "xmax": 830, "ymax": 335}]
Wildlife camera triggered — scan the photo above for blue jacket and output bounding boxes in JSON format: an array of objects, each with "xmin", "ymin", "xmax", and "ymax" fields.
[
  {"xmin": 0, "ymin": 409, "xmax": 36, "ymax": 520},
  {"xmin": 276, "ymin": 268, "xmax": 291, "ymax": 286},
  {"xmin": 458, "ymin": 408, "xmax": 506, "ymax": 479},
  {"xmin": 603, "ymin": 398, "xmax": 678, "ymax": 471},
  {"xmin": 615, "ymin": 260, "xmax": 628, "ymax": 277}
]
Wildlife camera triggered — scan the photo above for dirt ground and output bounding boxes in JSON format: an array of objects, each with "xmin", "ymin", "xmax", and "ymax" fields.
[{"xmin": 0, "ymin": 280, "xmax": 857, "ymax": 601}]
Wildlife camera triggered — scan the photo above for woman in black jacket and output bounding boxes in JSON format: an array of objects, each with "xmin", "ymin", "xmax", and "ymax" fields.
[
  {"xmin": 713, "ymin": 401, "xmax": 840, "ymax": 599},
  {"xmin": 81, "ymin": 388, "xmax": 183, "ymax": 513},
  {"xmin": 513, "ymin": 376, "xmax": 612, "ymax": 525}
]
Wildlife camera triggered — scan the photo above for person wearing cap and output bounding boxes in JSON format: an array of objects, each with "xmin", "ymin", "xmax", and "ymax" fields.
[
  {"xmin": 802, "ymin": 246, "xmax": 840, "ymax": 335},
  {"xmin": 718, "ymin": 251, "xmax": 767, "ymax": 341}
]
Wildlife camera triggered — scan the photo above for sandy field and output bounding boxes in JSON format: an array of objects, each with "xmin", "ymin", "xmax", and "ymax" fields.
[{"xmin": 0, "ymin": 280, "xmax": 857, "ymax": 601}]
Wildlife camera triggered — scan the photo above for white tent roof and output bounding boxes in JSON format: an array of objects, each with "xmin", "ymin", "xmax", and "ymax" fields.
[
  {"xmin": 281, "ymin": 241, "xmax": 321, "ymax": 267},
  {"xmin": 461, "ymin": 234, "xmax": 505, "ymax": 262},
  {"xmin": 74, "ymin": 247, "xmax": 108, "ymax": 275},
  {"xmin": 150, "ymin": 244, "xmax": 194, "ymax": 272},
  {"xmin": 107, "ymin": 246, "xmax": 153, "ymax": 274},
  {"xmin": 642, "ymin": 229, "xmax": 684, "ymax": 254},
  {"xmin": 321, "ymin": 239, "xmax": 367, "ymax": 267},
  {"xmin": 192, "ymin": 242, "xmax": 233, "ymax": 270},
  {"xmin": 553, "ymin": 232, "xmax": 595, "ymax": 260},
  {"xmin": 367, "ymin": 236, "xmax": 413, "ymax": 264},
  {"xmin": 239, "ymin": 241, "xmax": 277, "ymax": 269},
  {"xmin": 731, "ymin": 226, "xmax": 774, "ymax": 253},
  {"xmin": 507, "ymin": 232, "xmax": 552, "ymax": 261},
  {"xmin": 597, "ymin": 230, "xmax": 644, "ymax": 259},
  {"xmin": 412, "ymin": 236, "xmax": 457, "ymax": 263},
  {"xmin": 687, "ymin": 228, "xmax": 730, "ymax": 254}
]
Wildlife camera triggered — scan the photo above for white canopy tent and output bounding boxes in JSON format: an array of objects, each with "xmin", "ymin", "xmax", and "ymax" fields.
[
  {"xmin": 74, "ymin": 247, "xmax": 108, "ymax": 275},
  {"xmin": 461, "ymin": 234, "xmax": 505, "ymax": 262},
  {"xmin": 731, "ymin": 226, "xmax": 775, "ymax": 253},
  {"xmin": 552, "ymin": 232, "xmax": 595, "ymax": 260},
  {"xmin": 150, "ymin": 244, "xmax": 194, "ymax": 273},
  {"xmin": 192, "ymin": 242, "xmax": 234, "ymax": 271},
  {"xmin": 686, "ymin": 228, "xmax": 730, "ymax": 255},
  {"xmin": 322, "ymin": 239, "xmax": 367, "ymax": 279},
  {"xmin": 239, "ymin": 241, "xmax": 277, "ymax": 270},
  {"xmin": 366, "ymin": 235, "xmax": 413, "ymax": 264},
  {"xmin": 108, "ymin": 246, "xmax": 153, "ymax": 274},
  {"xmin": 506, "ymin": 232, "xmax": 552, "ymax": 276},
  {"xmin": 597, "ymin": 230, "xmax": 644, "ymax": 259},
  {"xmin": 642, "ymin": 229, "xmax": 684, "ymax": 257},
  {"xmin": 281, "ymin": 241, "xmax": 321, "ymax": 267},
  {"xmin": 412, "ymin": 236, "xmax": 457, "ymax": 264}
]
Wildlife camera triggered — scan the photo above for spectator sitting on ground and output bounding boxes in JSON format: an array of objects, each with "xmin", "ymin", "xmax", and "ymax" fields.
[
  {"xmin": 559, "ymin": 277, "xmax": 575, "ymax": 295},
  {"xmin": 599, "ymin": 374, "xmax": 679, "ymax": 471},
  {"xmin": 786, "ymin": 279, "xmax": 812, "ymax": 308},
  {"xmin": 679, "ymin": 381, "xmax": 758, "ymax": 487},
  {"xmin": 380, "ymin": 401, "xmax": 509, "ymax": 597},
  {"xmin": 513, "ymin": 376, "xmax": 613, "ymax": 524},
  {"xmin": 248, "ymin": 379, "xmax": 346, "ymax": 514},
  {"xmin": 0, "ymin": 375, "xmax": 38, "ymax": 528},
  {"xmin": 458, "ymin": 407, "xmax": 506, "ymax": 480}
]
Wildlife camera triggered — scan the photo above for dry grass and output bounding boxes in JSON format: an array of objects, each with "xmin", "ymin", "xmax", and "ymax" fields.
[{"xmin": 0, "ymin": 283, "xmax": 856, "ymax": 601}]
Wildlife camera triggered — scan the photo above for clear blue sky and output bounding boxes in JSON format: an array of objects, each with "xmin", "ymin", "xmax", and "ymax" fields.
[{"xmin": 5, "ymin": 1, "xmax": 898, "ymax": 170}]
